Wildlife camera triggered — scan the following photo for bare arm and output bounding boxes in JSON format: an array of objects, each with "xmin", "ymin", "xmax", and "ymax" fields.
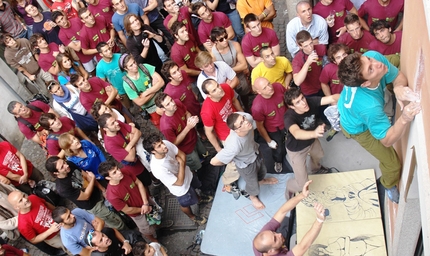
[
  {"xmin": 320, "ymin": 93, "xmax": 339, "ymax": 105},
  {"xmin": 271, "ymin": 44, "xmax": 280, "ymax": 56},
  {"xmin": 127, "ymin": 125, "xmax": 142, "ymax": 149},
  {"xmin": 225, "ymin": 26, "xmax": 235, "ymax": 40},
  {"xmin": 394, "ymin": 18, "xmax": 403, "ymax": 32},
  {"xmin": 232, "ymin": 42, "xmax": 248, "ymax": 73},
  {"xmin": 232, "ymin": 97, "xmax": 244, "ymax": 112},
  {"xmin": 245, "ymin": 55, "xmax": 263, "ymax": 68},
  {"xmin": 172, "ymin": 115, "xmax": 198, "ymax": 145},
  {"xmin": 204, "ymin": 0, "xmax": 218, "ymax": 10},
  {"xmin": 15, "ymin": 150, "xmax": 29, "ymax": 184},
  {"xmin": 258, "ymin": 4, "xmax": 276, "ymax": 22},
  {"xmin": 132, "ymin": 72, "xmax": 164, "ymax": 106},
  {"xmin": 118, "ymin": 30, "xmax": 127, "ymax": 46},
  {"xmin": 29, "ymin": 223, "xmax": 61, "ymax": 244},
  {"xmin": 76, "ymin": 171, "xmax": 96, "ymax": 201},
  {"xmin": 179, "ymin": 64, "xmax": 201, "ymax": 77},
  {"xmin": 136, "ymin": 178, "xmax": 151, "ymax": 214},
  {"xmin": 104, "ymin": 85, "xmax": 118, "ymax": 105},
  {"xmin": 293, "ymin": 52, "xmax": 316, "ymax": 85},
  {"xmin": 143, "ymin": 0, "xmax": 158, "ymax": 13},
  {"xmin": 66, "ymin": 40, "xmax": 82, "ymax": 52},
  {"xmin": 172, "ymin": 149, "xmax": 186, "ymax": 186},
  {"xmin": 289, "ymin": 123, "xmax": 325, "ymax": 140},
  {"xmin": 273, "ymin": 181, "xmax": 312, "ymax": 222},
  {"xmin": 227, "ymin": 76, "xmax": 239, "ymax": 89},
  {"xmin": 82, "ymin": 47, "xmax": 98, "ymax": 56},
  {"xmin": 284, "ymin": 72, "xmax": 292, "ymax": 89},
  {"xmin": 204, "ymin": 126, "xmax": 222, "ymax": 152},
  {"xmin": 256, "ymin": 121, "xmax": 272, "ymax": 143},
  {"xmin": 321, "ymin": 82, "xmax": 331, "ymax": 96},
  {"xmin": 141, "ymin": 14, "xmax": 150, "ymax": 25},
  {"xmin": 76, "ymin": 127, "xmax": 91, "ymax": 142}
]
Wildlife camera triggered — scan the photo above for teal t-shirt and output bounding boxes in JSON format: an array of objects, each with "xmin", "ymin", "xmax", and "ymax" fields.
[
  {"xmin": 338, "ymin": 51, "xmax": 398, "ymax": 139},
  {"xmin": 96, "ymin": 53, "xmax": 127, "ymax": 95},
  {"xmin": 123, "ymin": 64, "xmax": 156, "ymax": 112}
]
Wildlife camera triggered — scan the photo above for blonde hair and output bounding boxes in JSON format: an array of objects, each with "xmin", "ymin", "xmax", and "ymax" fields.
[
  {"xmin": 58, "ymin": 133, "xmax": 80, "ymax": 156},
  {"xmin": 194, "ymin": 51, "xmax": 213, "ymax": 69}
]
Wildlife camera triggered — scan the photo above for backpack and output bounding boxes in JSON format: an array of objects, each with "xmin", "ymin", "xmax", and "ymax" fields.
[
  {"xmin": 26, "ymin": 93, "xmax": 50, "ymax": 105},
  {"xmin": 33, "ymin": 180, "xmax": 61, "ymax": 206},
  {"xmin": 15, "ymin": 104, "xmax": 44, "ymax": 132}
]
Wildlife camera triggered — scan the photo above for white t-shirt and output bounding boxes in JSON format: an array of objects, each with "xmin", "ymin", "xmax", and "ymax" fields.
[
  {"xmin": 150, "ymin": 242, "xmax": 163, "ymax": 256},
  {"xmin": 149, "ymin": 140, "xmax": 193, "ymax": 196}
]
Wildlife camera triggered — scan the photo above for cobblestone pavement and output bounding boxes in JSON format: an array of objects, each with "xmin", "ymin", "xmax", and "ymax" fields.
[{"xmin": 10, "ymin": 1, "xmax": 290, "ymax": 255}]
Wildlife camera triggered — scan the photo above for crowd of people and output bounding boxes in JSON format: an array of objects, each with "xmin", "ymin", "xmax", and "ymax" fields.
[{"xmin": 0, "ymin": 0, "xmax": 422, "ymax": 254}]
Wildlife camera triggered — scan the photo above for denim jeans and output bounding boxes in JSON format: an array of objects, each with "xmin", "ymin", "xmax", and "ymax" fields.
[{"xmin": 226, "ymin": 10, "xmax": 245, "ymax": 42}]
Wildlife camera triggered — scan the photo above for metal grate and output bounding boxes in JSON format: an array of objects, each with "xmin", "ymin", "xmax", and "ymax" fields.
[{"xmin": 161, "ymin": 195, "xmax": 198, "ymax": 230}]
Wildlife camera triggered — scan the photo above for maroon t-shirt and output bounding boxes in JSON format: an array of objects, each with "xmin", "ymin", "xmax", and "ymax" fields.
[
  {"xmin": 46, "ymin": 116, "xmax": 77, "ymax": 156},
  {"xmin": 358, "ymin": 0, "xmax": 404, "ymax": 30},
  {"xmin": 17, "ymin": 101, "xmax": 51, "ymax": 139},
  {"xmin": 338, "ymin": 29, "xmax": 373, "ymax": 54},
  {"xmin": 103, "ymin": 121, "xmax": 144, "ymax": 176},
  {"xmin": 58, "ymin": 18, "xmax": 94, "ymax": 63},
  {"xmin": 313, "ymin": 0, "xmax": 354, "ymax": 43},
  {"xmin": 164, "ymin": 70, "xmax": 201, "ymax": 116},
  {"xmin": 368, "ymin": 30, "xmax": 402, "ymax": 55},
  {"xmin": 79, "ymin": 77, "xmax": 122, "ymax": 112},
  {"xmin": 1, "ymin": 244, "xmax": 24, "ymax": 256},
  {"xmin": 80, "ymin": 15, "xmax": 118, "ymax": 61},
  {"xmin": 251, "ymin": 83, "xmax": 287, "ymax": 132},
  {"xmin": 200, "ymin": 83, "xmax": 236, "ymax": 141},
  {"xmin": 171, "ymin": 40, "xmax": 200, "ymax": 73},
  {"xmin": 164, "ymin": 6, "xmax": 199, "ymax": 44},
  {"xmin": 39, "ymin": 43, "xmax": 59, "ymax": 72},
  {"xmin": 106, "ymin": 170, "xmax": 143, "ymax": 217},
  {"xmin": 198, "ymin": 12, "xmax": 231, "ymax": 45},
  {"xmin": 160, "ymin": 100, "xmax": 197, "ymax": 154},
  {"xmin": 241, "ymin": 27, "xmax": 280, "ymax": 57},
  {"xmin": 319, "ymin": 63, "xmax": 344, "ymax": 94},
  {"xmin": 88, "ymin": 0, "xmax": 114, "ymax": 22},
  {"xmin": 292, "ymin": 44, "xmax": 327, "ymax": 96}
]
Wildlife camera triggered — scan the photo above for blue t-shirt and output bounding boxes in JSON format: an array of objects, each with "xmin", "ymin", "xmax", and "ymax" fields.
[
  {"xmin": 60, "ymin": 208, "xmax": 95, "ymax": 255},
  {"xmin": 96, "ymin": 54, "xmax": 126, "ymax": 95},
  {"xmin": 112, "ymin": 3, "xmax": 144, "ymax": 36},
  {"xmin": 338, "ymin": 51, "xmax": 398, "ymax": 139},
  {"xmin": 67, "ymin": 140, "xmax": 106, "ymax": 179}
]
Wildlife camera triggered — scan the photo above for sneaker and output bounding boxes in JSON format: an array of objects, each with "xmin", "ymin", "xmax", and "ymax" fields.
[
  {"xmin": 231, "ymin": 187, "xmax": 241, "ymax": 200},
  {"xmin": 199, "ymin": 195, "xmax": 214, "ymax": 204},
  {"xmin": 326, "ymin": 128, "xmax": 338, "ymax": 142},
  {"xmin": 274, "ymin": 162, "xmax": 283, "ymax": 173},
  {"xmin": 386, "ymin": 185, "xmax": 399, "ymax": 204},
  {"xmin": 152, "ymin": 180, "xmax": 162, "ymax": 187},
  {"xmin": 312, "ymin": 166, "xmax": 330, "ymax": 174},
  {"xmin": 240, "ymin": 190, "xmax": 250, "ymax": 199},
  {"xmin": 193, "ymin": 216, "xmax": 207, "ymax": 225}
]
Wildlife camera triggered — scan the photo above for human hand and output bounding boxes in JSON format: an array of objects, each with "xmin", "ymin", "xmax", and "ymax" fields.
[
  {"xmin": 141, "ymin": 38, "xmax": 150, "ymax": 48},
  {"xmin": 301, "ymin": 180, "xmax": 312, "ymax": 198},
  {"xmin": 186, "ymin": 116, "xmax": 199, "ymax": 129},
  {"xmin": 267, "ymin": 140, "xmax": 277, "ymax": 149},
  {"xmin": 394, "ymin": 86, "xmax": 420, "ymax": 110},
  {"xmin": 336, "ymin": 26, "xmax": 347, "ymax": 37},
  {"xmin": 48, "ymin": 222, "xmax": 61, "ymax": 233},
  {"xmin": 314, "ymin": 202, "xmax": 326, "ymax": 222},
  {"xmin": 107, "ymin": 38, "xmax": 115, "ymax": 48},
  {"xmin": 314, "ymin": 124, "xmax": 325, "ymax": 138},
  {"xmin": 306, "ymin": 51, "xmax": 318, "ymax": 65},
  {"xmin": 141, "ymin": 204, "xmax": 152, "ymax": 214},
  {"xmin": 0, "ymin": 175, "xmax": 11, "ymax": 185},
  {"xmin": 28, "ymin": 74, "xmax": 36, "ymax": 81},
  {"xmin": 59, "ymin": 44, "xmax": 66, "ymax": 53},
  {"xmin": 204, "ymin": 40, "xmax": 213, "ymax": 50},
  {"xmin": 401, "ymin": 101, "xmax": 421, "ymax": 123},
  {"xmin": 122, "ymin": 241, "xmax": 132, "ymax": 254},
  {"xmin": 19, "ymin": 174, "xmax": 29, "ymax": 184},
  {"xmin": 86, "ymin": 171, "xmax": 96, "ymax": 181}
]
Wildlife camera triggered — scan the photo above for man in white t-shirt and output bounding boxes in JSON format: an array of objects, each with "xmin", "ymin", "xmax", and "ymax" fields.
[{"xmin": 143, "ymin": 135, "xmax": 212, "ymax": 225}]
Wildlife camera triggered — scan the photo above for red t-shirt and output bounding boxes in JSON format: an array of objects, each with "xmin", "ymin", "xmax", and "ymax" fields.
[
  {"xmin": 313, "ymin": 0, "xmax": 354, "ymax": 43},
  {"xmin": 106, "ymin": 170, "xmax": 143, "ymax": 217},
  {"xmin": 368, "ymin": 30, "xmax": 402, "ymax": 55},
  {"xmin": 39, "ymin": 43, "xmax": 59, "ymax": 73},
  {"xmin": 50, "ymin": 0, "xmax": 79, "ymax": 20},
  {"xmin": 17, "ymin": 101, "xmax": 50, "ymax": 139},
  {"xmin": 88, "ymin": 0, "xmax": 114, "ymax": 22},
  {"xmin": 292, "ymin": 45, "xmax": 327, "ymax": 96},
  {"xmin": 17, "ymin": 195, "xmax": 58, "ymax": 241},
  {"xmin": 200, "ymin": 83, "xmax": 236, "ymax": 141},
  {"xmin": 338, "ymin": 29, "xmax": 373, "ymax": 54},
  {"xmin": 0, "ymin": 141, "xmax": 34, "ymax": 187},
  {"xmin": 164, "ymin": 70, "xmax": 201, "ymax": 116},
  {"xmin": 251, "ymin": 83, "xmax": 287, "ymax": 132},
  {"xmin": 198, "ymin": 12, "xmax": 231, "ymax": 45},
  {"xmin": 319, "ymin": 63, "xmax": 344, "ymax": 94},
  {"xmin": 80, "ymin": 15, "xmax": 118, "ymax": 61},
  {"xmin": 160, "ymin": 100, "xmax": 197, "ymax": 154},
  {"xmin": 164, "ymin": 7, "xmax": 199, "ymax": 43},
  {"xmin": 58, "ymin": 18, "xmax": 94, "ymax": 63},
  {"xmin": 171, "ymin": 40, "xmax": 200, "ymax": 72},
  {"xmin": 103, "ymin": 121, "xmax": 144, "ymax": 176},
  {"xmin": 46, "ymin": 116, "xmax": 77, "ymax": 156},
  {"xmin": 241, "ymin": 27, "xmax": 280, "ymax": 57},
  {"xmin": 1, "ymin": 244, "xmax": 24, "ymax": 256},
  {"xmin": 79, "ymin": 77, "xmax": 122, "ymax": 112},
  {"xmin": 358, "ymin": 0, "xmax": 404, "ymax": 30}
]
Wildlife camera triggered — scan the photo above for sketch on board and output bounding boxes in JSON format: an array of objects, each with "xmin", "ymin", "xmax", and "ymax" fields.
[
  {"xmin": 307, "ymin": 235, "xmax": 385, "ymax": 256},
  {"xmin": 300, "ymin": 178, "xmax": 379, "ymax": 220}
]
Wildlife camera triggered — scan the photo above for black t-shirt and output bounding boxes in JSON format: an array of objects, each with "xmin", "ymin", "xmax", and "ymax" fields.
[
  {"xmin": 210, "ymin": 0, "xmax": 234, "ymax": 14},
  {"xmin": 91, "ymin": 228, "xmax": 136, "ymax": 256},
  {"xmin": 33, "ymin": 12, "xmax": 63, "ymax": 45},
  {"xmin": 55, "ymin": 161, "xmax": 102, "ymax": 210},
  {"xmin": 284, "ymin": 97, "xmax": 321, "ymax": 151}
]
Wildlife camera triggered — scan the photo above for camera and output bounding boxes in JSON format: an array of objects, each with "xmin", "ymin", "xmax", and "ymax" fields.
[{"xmin": 142, "ymin": 32, "xmax": 149, "ymax": 40}]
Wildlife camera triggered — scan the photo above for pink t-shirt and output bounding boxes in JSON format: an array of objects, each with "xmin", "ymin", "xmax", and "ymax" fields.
[
  {"xmin": 313, "ymin": 0, "xmax": 354, "ymax": 43},
  {"xmin": 358, "ymin": 0, "xmax": 404, "ymax": 30},
  {"xmin": 80, "ymin": 15, "xmax": 118, "ymax": 61},
  {"xmin": 106, "ymin": 170, "xmax": 143, "ymax": 217},
  {"xmin": 319, "ymin": 63, "xmax": 344, "ymax": 94},
  {"xmin": 368, "ymin": 30, "xmax": 402, "ymax": 55},
  {"xmin": 292, "ymin": 44, "xmax": 327, "ymax": 96},
  {"xmin": 58, "ymin": 18, "xmax": 94, "ymax": 63},
  {"xmin": 17, "ymin": 101, "xmax": 51, "ymax": 139},
  {"xmin": 241, "ymin": 27, "xmax": 280, "ymax": 57},
  {"xmin": 103, "ymin": 121, "xmax": 144, "ymax": 176},
  {"xmin": 18, "ymin": 195, "xmax": 58, "ymax": 241},
  {"xmin": 160, "ymin": 100, "xmax": 197, "ymax": 154},
  {"xmin": 88, "ymin": 0, "xmax": 114, "ymax": 22},
  {"xmin": 0, "ymin": 141, "xmax": 33, "ymax": 186},
  {"xmin": 50, "ymin": 0, "xmax": 78, "ymax": 19},
  {"xmin": 338, "ymin": 29, "xmax": 373, "ymax": 54},
  {"xmin": 46, "ymin": 116, "xmax": 77, "ymax": 156},
  {"xmin": 198, "ymin": 12, "xmax": 231, "ymax": 45},
  {"xmin": 164, "ymin": 6, "xmax": 199, "ymax": 43},
  {"xmin": 251, "ymin": 82, "xmax": 287, "ymax": 132},
  {"xmin": 79, "ymin": 77, "xmax": 122, "ymax": 112},
  {"xmin": 171, "ymin": 40, "xmax": 200, "ymax": 72},
  {"xmin": 39, "ymin": 43, "xmax": 59, "ymax": 72},
  {"xmin": 164, "ymin": 70, "xmax": 201, "ymax": 116},
  {"xmin": 200, "ymin": 83, "xmax": 236, "ymax": 141}
]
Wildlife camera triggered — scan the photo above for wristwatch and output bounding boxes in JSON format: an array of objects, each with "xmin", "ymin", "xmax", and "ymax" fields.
[{"xmin": 123, "ymin": 240, "xmax": 130, "ymax": 244}]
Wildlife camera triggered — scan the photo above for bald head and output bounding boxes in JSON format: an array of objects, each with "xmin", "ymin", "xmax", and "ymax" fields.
[
  {"xmin": 296, "ymin": 1, "xmax": 311, "ymax": 13},
  {"xmin": 7, "ymin": 191, "xmax": 30, "ymax": 211},
  {"xmin": 253, "ymin": 77, "xmax": 274, "ymax": 99},
  {"xmin": 253, "ymin": 230, "xmax": 285, "ymax": 255}
]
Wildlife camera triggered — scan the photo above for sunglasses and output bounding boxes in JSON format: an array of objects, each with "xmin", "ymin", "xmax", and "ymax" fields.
[
  {"xmin": 87, "ymin": 229, "xmax": 95, "ymax": 247},
  {"xmin": 47, "ymin": 81, "xmax": 57, "ymax": 91},
  {"xmin": 217, "ymin": 35, "xmax": 228, "ymax": 42}
]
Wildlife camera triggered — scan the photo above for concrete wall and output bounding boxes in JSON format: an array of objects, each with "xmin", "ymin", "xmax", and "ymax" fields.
[{"xmin": 390, "ymin": 0, "xmax": 430, "ymax": 254}]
